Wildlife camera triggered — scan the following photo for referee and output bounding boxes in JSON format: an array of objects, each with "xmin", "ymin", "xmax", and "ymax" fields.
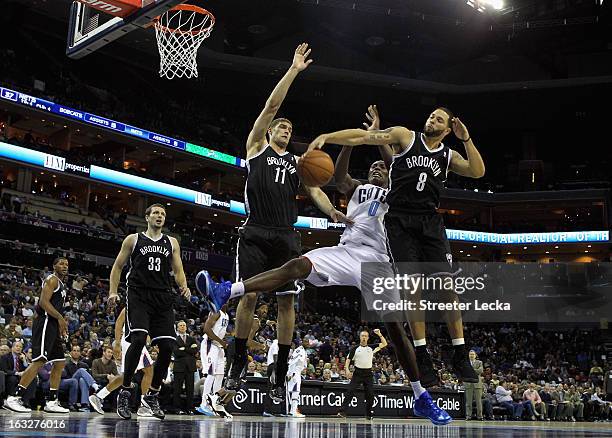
[{"xmin": 338, "ymin": 328, "xmax": 387, "ymax": 420}]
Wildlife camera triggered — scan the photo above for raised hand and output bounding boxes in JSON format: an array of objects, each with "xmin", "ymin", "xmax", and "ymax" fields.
[
  {"xmin": 451, "ymin": 117, "xmax": 470, "ymax": 141},
  {"xmin": 363, "ymin": 105, "xmax": 380, "ymax": 131},
  {"xmin": 292, "ymin": 43, "xmax": 313, "ymax": 72}
]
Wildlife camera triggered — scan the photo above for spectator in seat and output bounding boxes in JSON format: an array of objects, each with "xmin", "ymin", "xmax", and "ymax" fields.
[
  {"xmin": 38, "ymin": 362, "xmax": 78, "ymax": 411},
  {"xmin": 21, "ymin": 319, "xmax": 33, "ymax": 338},
  {"xmin": 524, "ymin": 383, "xmax": 547, "ymax": 420},
  {"xmin": 540, "ymin": 384, "xmax": 557, "ymax": 420},
  {"xmin": 0, "ymin": 345, "xmax": 10, "ymax": 357},
  {"xmin": 551, "ymin": 384, "xmax": 573, "ymax": 421},
  {"xmin": 590, "ymin": 387, "xmax": 611, "ymax": 420},
  {"xmin": 0, "ymin": 341, "xmax": 36, "ymax": 407},
  {"xmin": 91, "ymin": 346, "xmax": 118, "ymax": 387},
  {"xmin": 245, "ymin": 361, "xmax": 262, "ymax": 377},
  {"xmin": 567, "ymin": 385, "xmax": 584, "ymax": 421},
  {"xmin": 64, "ymin": 345, "xmax": 100, "ymax": 411},
  {"xmin": 495, "ymin": 380, "xmax": 523, "ymax": 420}
]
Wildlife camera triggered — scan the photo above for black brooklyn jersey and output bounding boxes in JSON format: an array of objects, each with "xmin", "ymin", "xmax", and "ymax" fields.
[
  {"xmin": 387, "ymin": 132, "xmax": 453, "ymax": 215},
  {"xmin": 244, "ymin": 145, "xmax": 300, "ymax": 228},
  {"xmin": 127, "ymin": 232, "xmax": 174, "ymax": 290},
  {"xmin": 36, "ymin": 274, "xmax": 67, "ymax": 318}
]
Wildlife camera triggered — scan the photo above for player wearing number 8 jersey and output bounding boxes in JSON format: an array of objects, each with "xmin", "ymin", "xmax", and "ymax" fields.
[
  {"xmin": 107, "ymin": 203, "xmax": 191, "ymax": 420},
  {"xmin": 308, "ymin": 106, "xmax": 486, "ymax": 388}
]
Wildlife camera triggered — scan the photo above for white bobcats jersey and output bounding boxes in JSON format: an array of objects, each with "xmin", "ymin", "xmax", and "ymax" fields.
[
  {"xmin": 339, "ymin": 183, "xmax": 389, "ymax": 254},
  {"xmin": 287, "ymin": 346, "xmax": 307, "ymax": 376},
  {"xmin": 203, "ymin": 310, "xmax": 229, "ymax": 348}
]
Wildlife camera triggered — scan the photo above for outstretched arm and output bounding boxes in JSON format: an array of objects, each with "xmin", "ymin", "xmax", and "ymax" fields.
[
  {"xmin": 308, "ymin": 126, "xmax": 414, "ymax": 150},
  {"xmin": 246, "ymin": 43, "xmax": 313, "ymax": 158},
  {"xmin": 302, "ymin": 185, "xmax": 353, "ymax": 224},
  {"xmin": 448, "ymin": 117, "xmax": 485, "ymax": 178}
]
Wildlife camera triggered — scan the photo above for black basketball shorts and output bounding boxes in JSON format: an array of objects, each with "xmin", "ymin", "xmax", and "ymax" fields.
[
  {"xmin": 232, "ymin": 225, "xmax": 302, "ymax": 294},
  {"xmin": 125, "ymin": 287, "xmax": 176, "ymax": 343},
  {"xmin": 31, "ymin": 315, "xmax": 65, "ymax": 363},
  {"xmin": 384, "ymin": 213, "xmax": 459, "ymax": 276}
]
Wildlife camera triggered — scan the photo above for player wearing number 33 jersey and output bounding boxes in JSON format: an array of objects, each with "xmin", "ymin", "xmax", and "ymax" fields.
[{"xmin": 124, "ymin": 230, "xmax": 176, "ymax": 342}]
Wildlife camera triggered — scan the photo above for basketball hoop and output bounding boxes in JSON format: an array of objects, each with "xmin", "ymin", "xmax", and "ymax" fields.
[{"xmin": 154, "ymin": 4, "xmax": 215, "ymax": 80}]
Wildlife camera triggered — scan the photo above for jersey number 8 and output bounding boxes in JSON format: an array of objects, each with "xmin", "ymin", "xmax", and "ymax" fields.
[
  {"xmin": 416, "ymin": 172, "xmax": 428, "ymax": 192},
  {"xmin": 148, "ymin": 257, "xmax": 161, "ymax": 272}
]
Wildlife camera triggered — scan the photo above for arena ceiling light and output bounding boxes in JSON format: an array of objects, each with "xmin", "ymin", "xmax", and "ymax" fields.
[{"xmin": 466, "ymin": 0, "xmax": 504, "ymax": 12}]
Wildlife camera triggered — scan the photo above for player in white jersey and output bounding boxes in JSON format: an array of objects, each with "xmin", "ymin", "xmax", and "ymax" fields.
[
  {"xmin": 89, "ymin": 307, "xmax": 154, "ymax": 417},
  {"xmin": 196, "ymin": 305, "xmax": 229, "ymax": 416},
  {"xmin": 199, "ymin": 153, "xmax": 392, "ymax": 309},
  {"xmin": 286, "ymin": 337, "xmax": 308, "ymax": 417}
]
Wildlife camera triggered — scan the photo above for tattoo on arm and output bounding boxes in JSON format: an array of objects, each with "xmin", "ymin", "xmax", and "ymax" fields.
[{"xmin": 368, "ymin": 133, "xmax": 392, "ymax": 141}]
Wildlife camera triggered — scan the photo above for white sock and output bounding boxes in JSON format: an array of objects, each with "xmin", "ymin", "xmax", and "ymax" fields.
[
  {"xmin": 410, "ymin": 381, "xmax": 427, "ymax": 398},
  {"xmin": 92, "ymin": 383, "xmax": 99, "ymax": 391},
  {"xmin": 290, "ymin": 399, "xmax": 299, "ymax": 415},
  {"xmin": 230, "ymin": 282, "xmax": 245, "ymax": 299},
  {"xmin": 97, "ymin": 387, "xmax": 110, "ymax": 400},
  {"xmin": 212, "ymin": 374, "xmax": 224, "ymax": 394},
  {"xmin": 202, "ymin": 374, "xmax": 215, "ymax": 405},
  {"xmin": 414, "ymin": 338, "xmax": 427, "ymax": 347},
  {"xmin": 451, "ymin": 338, "xmax": 465, "ymax": 346}
]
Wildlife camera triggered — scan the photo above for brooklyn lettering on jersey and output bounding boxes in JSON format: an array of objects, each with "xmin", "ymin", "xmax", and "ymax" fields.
[
  {"xmin": 139, "ymin": 245, "xmax": 171, "ymax": 258},
  {"xmin": 405, "ymin": 155, "xmax": 442, "ymax": 177},
  {"xmin": 266, "ymin": 156, "xmax": 297, "ymax": 174}
]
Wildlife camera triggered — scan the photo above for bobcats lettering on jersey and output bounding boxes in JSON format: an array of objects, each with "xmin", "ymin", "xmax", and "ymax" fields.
[
  {"xmin": 357, "ymin": 185, "xmax": 387, "ymax": 204},
  {"xmin": 340, "ymin": 183, "xmax": 389, "ymax": 254}
]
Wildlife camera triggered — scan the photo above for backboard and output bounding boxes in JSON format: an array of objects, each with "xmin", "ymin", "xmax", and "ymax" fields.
[{"xmin": 66, "ymin": 0, "xmax": 185, "ymax": 59}]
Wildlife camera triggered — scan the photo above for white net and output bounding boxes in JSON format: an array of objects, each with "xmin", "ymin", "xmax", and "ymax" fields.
[{"xmin": 154, "ymin": 6, "xmax": 214, "ymax": 80}]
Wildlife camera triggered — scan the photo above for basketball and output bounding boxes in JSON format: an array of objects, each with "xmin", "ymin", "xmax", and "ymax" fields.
[{"xmin": 298, "ymin": 150, "xmax": 335, "ymax": 187}]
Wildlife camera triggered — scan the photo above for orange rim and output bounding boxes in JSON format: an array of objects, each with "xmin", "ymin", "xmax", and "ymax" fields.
[{"xmin": 154, "ymin": 4, "xmax": 215, "ymax": 36}]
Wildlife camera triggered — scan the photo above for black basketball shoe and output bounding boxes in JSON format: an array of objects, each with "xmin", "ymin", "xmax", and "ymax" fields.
[
  {"xmin": 116, "ymin": 389, "xmax": 132, "ymax": 420},
  {"xmin": 416, "ymin": 348, "xmax": 440, "ymax": 388}
]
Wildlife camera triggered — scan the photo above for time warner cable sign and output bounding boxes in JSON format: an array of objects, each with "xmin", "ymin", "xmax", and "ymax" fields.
[{"xmin": 226, "ymin": 379, "xmax": 463, "ymax": 418}]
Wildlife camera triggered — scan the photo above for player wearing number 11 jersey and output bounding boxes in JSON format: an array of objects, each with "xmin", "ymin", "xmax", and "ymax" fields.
[
  {"xmin": 202, "ymin": 43, "xmax": 349, "ymax": 405},
  {"xmin": 108, "ymin": 203, "xmax": 191, "ymax": 420}
]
